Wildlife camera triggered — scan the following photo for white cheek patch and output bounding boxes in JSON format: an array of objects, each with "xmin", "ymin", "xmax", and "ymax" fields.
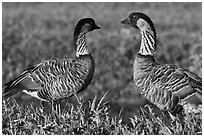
[
  {"xmin": 82, "ymin": 23, "xmax": 91, "ymax": 33},
  {"xmin": 137, "ymin": 18, "xmax": 151, "ymax": 31}
]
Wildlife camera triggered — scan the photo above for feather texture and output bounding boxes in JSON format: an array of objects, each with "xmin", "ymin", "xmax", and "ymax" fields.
[
  {"xmin": 3, "ymin": 18, "xmax": 100, "ymax": 103},
  {"xmin": 134, "ymin": 54, "xmax": 202, "ymax": 114},
  {"xmin": 4, "ymin": 55, "xmax": 94, "ymax": 102},
  {"xmin": 121, "ymin": 12, "xmax": 202, "ymax": 115}
]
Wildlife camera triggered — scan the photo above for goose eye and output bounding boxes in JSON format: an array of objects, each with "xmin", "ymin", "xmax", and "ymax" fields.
[
  {"xmin": 90, "ymin": 21, "xmax": 94, "ymax": 26},
  {"xmin": 133, "ymin": 16, "xmax": 138, "ymax": 20}
]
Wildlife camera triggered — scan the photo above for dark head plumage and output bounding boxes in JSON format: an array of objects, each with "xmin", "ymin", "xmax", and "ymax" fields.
[
  {"xmin": 121, "ymin": 12, "xmax": 155, "ymax": 33},
  {"xmin": 74, "ymin": 18, "xmax": 100, "ymax": 37}
]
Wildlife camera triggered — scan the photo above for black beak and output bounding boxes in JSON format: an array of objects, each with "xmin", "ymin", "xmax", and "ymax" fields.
[
  {"xmin": 94, "ymin": 24, "xmax": 101, "ymax": 29},
  {"xmin": 121, "ymin": 17, "xmax": 131, "ymax": 25}
]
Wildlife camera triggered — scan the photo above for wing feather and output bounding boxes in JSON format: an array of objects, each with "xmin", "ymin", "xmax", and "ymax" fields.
[
  {"xmin": 137, "ymin": 64, "xmax": 202, "ymax": 112},
  {"xmin": 3, "ymin": 65, "xmax": 42, "ymax": 99},
  {"xmin": 3, "ymin": 57, "xmax": 93, "ymax": 102}
]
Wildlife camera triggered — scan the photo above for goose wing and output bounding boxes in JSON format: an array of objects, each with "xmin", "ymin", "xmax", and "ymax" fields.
[
  {"xmin": 3, "ymin": 58, "xmax": 92, "ymax": 101},
  {"xmin": 137, "ymin": 64, "xmax": 202, "ymax": 111}
]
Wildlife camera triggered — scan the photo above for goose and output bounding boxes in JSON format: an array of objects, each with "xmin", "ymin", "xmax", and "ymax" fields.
[
  {"xmin": 121, "ymin": 12, "xmax": 202, "ymax": 116},
  {"xmin": 3, "ymin": 18, "xmax": 101, "ymax": 107}
]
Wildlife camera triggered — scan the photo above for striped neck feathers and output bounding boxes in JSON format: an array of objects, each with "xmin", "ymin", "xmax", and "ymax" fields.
[
  {"xmin": 137, "ymin": 18, "xmax": 157, "ymax": 56},
  {"xmin": 74, "ymin": 30, "xmax": 89, "ymax": 58}
]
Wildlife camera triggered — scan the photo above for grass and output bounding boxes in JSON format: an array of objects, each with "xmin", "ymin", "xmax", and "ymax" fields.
[
  {"xmin": 2, "ymin": 93, "xmax": 202, "ymax": 135},
  {"xmin": 2, "ymin": 2, "xmax": 202, "ymax": 135}
]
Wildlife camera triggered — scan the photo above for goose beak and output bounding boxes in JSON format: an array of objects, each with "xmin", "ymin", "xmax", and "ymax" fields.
[
  {"xmin": 121, "ymin": 17, "xmax": 131, "ymax": 25},
  {"xmin": 94, "ymin": 24, "xmax": 101, "ymax": 29}
]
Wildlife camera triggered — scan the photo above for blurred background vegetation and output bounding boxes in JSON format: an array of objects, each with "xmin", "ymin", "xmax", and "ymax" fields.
[{"xmin": 2, "ymin": 2, "xmax": 202, "ymax": 121}]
